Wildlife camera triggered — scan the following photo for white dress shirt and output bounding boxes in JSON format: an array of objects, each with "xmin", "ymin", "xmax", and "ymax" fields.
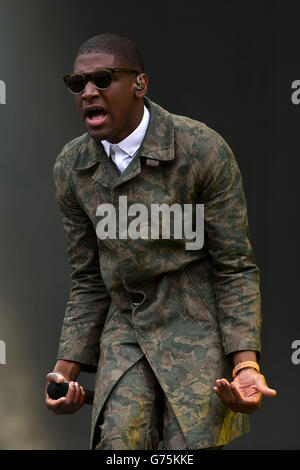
[{"xmin": 101, "ymin": 105, "xmax": 150, "ymax": 174}]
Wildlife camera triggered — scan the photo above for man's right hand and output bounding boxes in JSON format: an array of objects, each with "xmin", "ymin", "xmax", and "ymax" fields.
[{"xmin": 45, "ymin": 362, "xmax": 86, "ymax": 414}]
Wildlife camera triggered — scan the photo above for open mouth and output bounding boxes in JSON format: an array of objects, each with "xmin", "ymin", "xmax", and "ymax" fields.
[{"xmin": 85, "ymin": 108, "xmax": 108, "ymax": 126}]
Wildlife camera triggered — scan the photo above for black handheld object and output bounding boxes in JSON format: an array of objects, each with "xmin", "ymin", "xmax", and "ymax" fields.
[{"xmin": 47, "ymin": 382, "xmax": 94, "ymax": 405}]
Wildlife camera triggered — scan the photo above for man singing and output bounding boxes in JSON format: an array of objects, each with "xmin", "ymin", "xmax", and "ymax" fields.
[{"xmin": 45, "ymin": 33, "xmax": 276, "ymax": 450}]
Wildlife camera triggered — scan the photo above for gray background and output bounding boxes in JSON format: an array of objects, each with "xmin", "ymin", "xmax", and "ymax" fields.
[{"xmin": 0, "ymin": 0, "xmax": 299, "ymax": 449}]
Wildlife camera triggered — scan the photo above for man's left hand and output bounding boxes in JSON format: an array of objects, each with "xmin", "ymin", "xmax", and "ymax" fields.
[{"xmin": 213, "ymin": 368, "xmax": 277, "ymax": 414}]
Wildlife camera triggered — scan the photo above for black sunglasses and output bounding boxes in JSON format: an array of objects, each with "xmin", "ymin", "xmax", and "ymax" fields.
[{"xmin": 63, "ymin": 68, "xmax": 139, "ymax": 94}]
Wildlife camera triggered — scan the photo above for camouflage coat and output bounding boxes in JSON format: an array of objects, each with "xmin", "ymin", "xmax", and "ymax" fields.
[{"xmin": 53, "ymin": 97, "xmax": 262, "ymax": 449}]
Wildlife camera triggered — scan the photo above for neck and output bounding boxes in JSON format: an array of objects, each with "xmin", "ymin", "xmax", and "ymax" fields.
[{"xmin": 108, "ymin": 101, "xmax": 144, "ymax": 144}]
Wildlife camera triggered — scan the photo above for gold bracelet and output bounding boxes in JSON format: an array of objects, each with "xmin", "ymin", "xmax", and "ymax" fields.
[{"xmin": 232, "ymin": 361, "xmax": 260, "ymax": 378}]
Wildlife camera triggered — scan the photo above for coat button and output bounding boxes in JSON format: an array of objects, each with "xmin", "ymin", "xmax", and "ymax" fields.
[
  {"xmin": 130, "ymin": 292, "xmax": 145, "ymax": 306},
  {"xmin": 104, "ymin": 162, "xmax": 110, "ymax": 168}
]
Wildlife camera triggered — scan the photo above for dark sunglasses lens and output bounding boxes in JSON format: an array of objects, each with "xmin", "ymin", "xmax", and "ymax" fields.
[
  {"xmin": 92, "ymin": 70, "xmax": 112, "ymax": 89},
  {"xmin": 66, "ymin": 75, "xmax": 86, "ymax": 93}
]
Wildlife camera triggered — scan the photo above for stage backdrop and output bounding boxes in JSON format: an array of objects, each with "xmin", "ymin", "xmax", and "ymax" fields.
[{"xmin": 0, "ymin": 0, "xmax": 299, "ymax": 449}]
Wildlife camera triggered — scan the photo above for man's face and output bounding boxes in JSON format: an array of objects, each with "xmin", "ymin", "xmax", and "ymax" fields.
[{"xmin": 73, "ymin": 53, "xmax": 146, "ymax": 143}]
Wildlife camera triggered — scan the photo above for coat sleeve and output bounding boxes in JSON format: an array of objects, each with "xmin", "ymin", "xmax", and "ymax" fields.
[
  {"xmin": 198, "ymin": 133, "xmax": 262, "ymax": 358},
  {"xmin": 53, "ymin": 151, "xmax": 111, "ymax": 372}
]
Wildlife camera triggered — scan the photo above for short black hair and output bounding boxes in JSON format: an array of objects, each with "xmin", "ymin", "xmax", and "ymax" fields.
[{"xmin": 76, "ymin": 33, "xmax": 144, "ymax": 72}]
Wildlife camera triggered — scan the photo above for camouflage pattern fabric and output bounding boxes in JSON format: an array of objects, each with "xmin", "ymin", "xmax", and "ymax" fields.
[
  {"xmin": 53, "ymin": 97, "xmax": 262, "ymax": 449},
  {"xmin": 94, "ymin": 355, "xmax": 164, "ymax": 450},
  {"xmin": 94, "ymin": 354, "xmax": 224, "ymax": 450}
]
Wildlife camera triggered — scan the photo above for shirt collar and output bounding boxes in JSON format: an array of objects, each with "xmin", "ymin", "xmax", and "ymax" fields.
[
  {"xmin": 73, "ymin": 97, "xmax": 175, "ymax": 172},
  {"xmin": 101, "ymin": 105, "xmax": 150, "ymax": 157}
]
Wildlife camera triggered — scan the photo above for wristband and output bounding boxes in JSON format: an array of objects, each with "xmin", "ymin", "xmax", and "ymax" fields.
[{"xmin": 232, "ymin": 361, "xmax": 260, "ymax": 378}]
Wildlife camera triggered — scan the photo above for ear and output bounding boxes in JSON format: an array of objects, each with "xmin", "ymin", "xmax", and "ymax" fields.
[{"xmin": 135, "ymin": 73, "xmax": 148, "ymax": 97}]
